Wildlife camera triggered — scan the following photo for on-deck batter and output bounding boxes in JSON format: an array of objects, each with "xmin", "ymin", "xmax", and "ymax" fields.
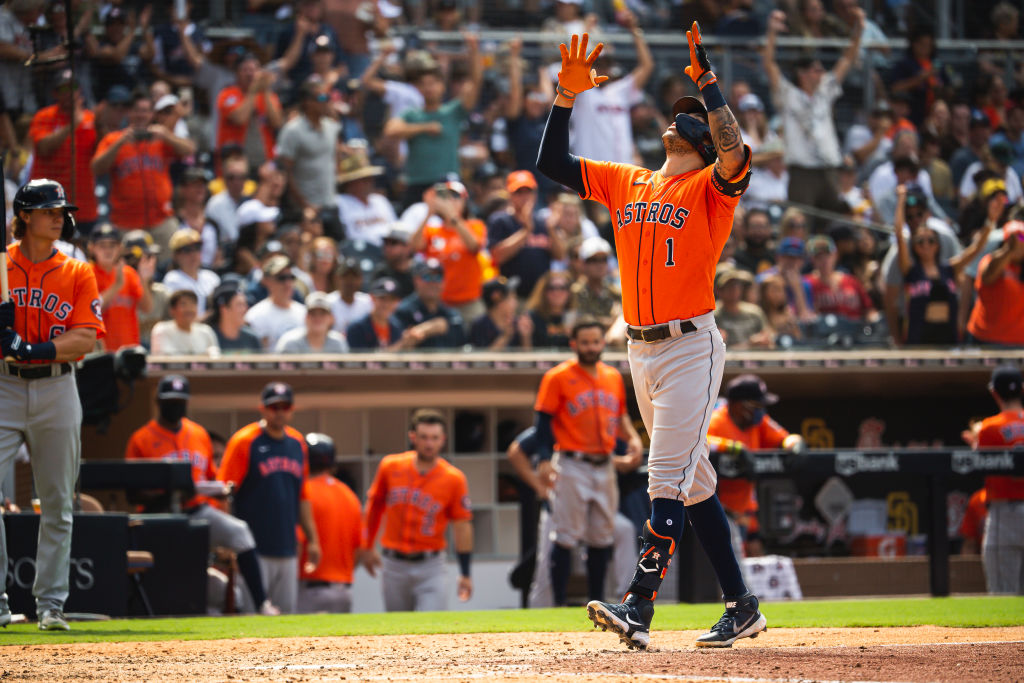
[{"xmin": 537, "ymin": 26, "xmax": 766, "ymax": 649}]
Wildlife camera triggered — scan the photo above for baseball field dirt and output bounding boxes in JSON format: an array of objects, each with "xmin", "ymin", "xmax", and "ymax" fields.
[{"xmin": 2, "ymin": 626, "xmax": 1021, "ymax": 682}]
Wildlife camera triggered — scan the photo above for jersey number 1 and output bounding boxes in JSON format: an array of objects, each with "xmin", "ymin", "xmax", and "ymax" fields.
[{"xmin": 665, "ymin": 238, "xmax": 676, "ymax": 267}]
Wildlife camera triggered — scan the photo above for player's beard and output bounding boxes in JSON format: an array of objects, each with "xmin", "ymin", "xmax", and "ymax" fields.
[
  {"xmin": 663, "ymin": 130, "xmax": 694, "ymax": 156},
  {"xmin": 577, "ymin": 349, "xmax": 602, "ymax": 366}
]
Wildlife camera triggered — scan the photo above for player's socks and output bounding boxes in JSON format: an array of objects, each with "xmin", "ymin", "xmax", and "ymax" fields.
[
  {"xmin": 585, "ymin": 545, "xmax": 612, "ymax": 602},
  {"xmin": 236, "ymin": 549, "xmax": 269, "ymax": 608},
  {"xmin": 685, "ymin": 494, "xmax": 748, "ymax": 598},
  {"xmin": 550, "ymin": 543, "xmax": 573, "ymax": 606},
  {"xmin": 650, "ymin": 497, "xmax": 686, "ymax": 539}
]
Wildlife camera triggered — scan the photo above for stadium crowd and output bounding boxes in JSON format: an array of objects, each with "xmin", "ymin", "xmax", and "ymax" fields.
[{"xmin": 2, "ymin": 0, "xmax": 1023, "ymax": 353}]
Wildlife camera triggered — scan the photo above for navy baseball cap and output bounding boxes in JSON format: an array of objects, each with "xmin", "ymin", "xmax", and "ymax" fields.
[
  {"xmin": 990, "ymin": 365, "xmax": 1023, "ymax": 400},
  {"xmin": 89, "ymin": 223, "xmax": 121, "ymax": 243},
  {"xmin": 369, "ymin": 276, "xmax": 401, "ymax": 297},
  {"xmin": 777, "ymin": 236, "xmax": 805, "ymax": 257},
  {"xmin": 413, "ymin": 257, "xmax": 444, "ymax": 277},
  {"xmin": 261, "ymin": 382, "xmax": 294, "ymax": 406},
  {"xmin": 157, "ymin": 375, "xmax": 190, "ymax": 400},
  {"xmin": 726, "ymin": 375, "xmax": 778, "ymax": 405}
]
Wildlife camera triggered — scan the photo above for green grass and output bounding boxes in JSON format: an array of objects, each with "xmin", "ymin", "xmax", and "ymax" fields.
[{"xmin": 1, "ymin": 596, "xmax": 1021, "ymax": 646}]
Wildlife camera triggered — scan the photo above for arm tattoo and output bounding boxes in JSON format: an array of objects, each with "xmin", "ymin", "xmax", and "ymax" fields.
[{"xmin": 709, "ymin": 106, "xmax": 741, "ymax": 154}]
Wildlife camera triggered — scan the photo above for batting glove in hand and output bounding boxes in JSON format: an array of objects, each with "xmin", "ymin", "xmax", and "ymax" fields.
[
  {"xmin": 1, "ymin": 329, "xmax": 53, "ymax": 361},
  {"xmin": 0, "ymin": 301, "xmax": 14, "ymax": 330},
  {"xmin": 557, "ymin": 33, "xmax": 609, "ymax": 100},
  {"xmin": 684, "ymin": 21, "xmax": 716, "ymax": 88}
]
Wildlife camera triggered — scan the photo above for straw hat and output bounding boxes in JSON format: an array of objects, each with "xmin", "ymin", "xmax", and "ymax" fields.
[{"xmin": 336, "ymin": 153, "xmax": 384, "ymax": 186}]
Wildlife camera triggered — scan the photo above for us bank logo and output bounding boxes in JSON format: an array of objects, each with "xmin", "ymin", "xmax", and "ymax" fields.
[
  {"xmin": 835, "ymin": 452, "xmax": 899, "ymax": 476},
  {"xmin": 951, "ymin": 451, "xmax": 1015, "ymax": 475}
]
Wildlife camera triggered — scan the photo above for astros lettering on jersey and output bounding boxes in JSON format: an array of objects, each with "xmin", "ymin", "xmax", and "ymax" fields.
[
  {"xmin": 535, "ymin": 358, "xmax": 627, "ymax": 454},
  {"xmin": 578, "ymin": 153, "xmax": 750, "ymax": 326},
  {"xmin": 5, "ymin": 242, "xmax": 105, "ymax": 359},
  {"xmin": 364, "ymin": 451, "xmax": 472, "ymax": 554}
]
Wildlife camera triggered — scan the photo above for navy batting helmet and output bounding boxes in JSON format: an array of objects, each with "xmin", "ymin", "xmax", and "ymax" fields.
[
  {"xmin": 305, "ymin": 432, "xmax": 336, "ymax": 471},
  {"xmin": 671, "ymin": 96, "xmax": 716, "ymax": 167},
  {"xmin": 13, "ymin": 179, "xmax": 79, "ymax": 241}
]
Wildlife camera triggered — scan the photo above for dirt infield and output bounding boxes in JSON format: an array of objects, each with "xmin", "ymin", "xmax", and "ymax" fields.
[{"xmin": 2, "ymin": 626, "xmax": 1022, "ymax": 682}]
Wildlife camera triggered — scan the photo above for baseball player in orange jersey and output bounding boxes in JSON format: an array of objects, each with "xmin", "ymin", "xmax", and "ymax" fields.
[
  {"xmin": 0, "ymin": 179, "xmax": 105, "ymax": 631},
  {"xmin": 296, "ymin": 433, "xmax": 369, "ymax": 613},
  {"xmin": 125, "ymin": 375, "xmax": 278, "ymax": 615},
  {"xmin": 362, "ymin": 409, "xmax": 473, "ymax": 611},
  {"xmin": 975, "ymin": 365, "xmax": 1024, "ymax": 594},
  {"xmin": 532, "ymin": 318, "xmax": 643, "ymax": 607},
  {"xmin": 537, "ymin": 27, "xmax": 766, "ymax": 649}
]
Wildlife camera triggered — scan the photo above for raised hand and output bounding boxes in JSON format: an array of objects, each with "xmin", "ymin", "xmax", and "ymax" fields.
[
  {"xmin": 684, "ymin": 21, "xmax": 715, "ymax": 87},
  {"xmin": 556, "ymin": 33, "xmax": 608, "ymax": 100}
]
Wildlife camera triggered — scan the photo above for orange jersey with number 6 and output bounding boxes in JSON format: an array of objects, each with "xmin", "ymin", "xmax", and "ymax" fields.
[
  {"xmin": 534, "ymin": 358, "xmax": 627, "ymax": 454},
  {"xmin": 579, "ymin": 154, "xmax": 749, "ymax": 326},
  {"xmin": 5, "ymin": 243, "xmax": 105, "ymax": 358}
]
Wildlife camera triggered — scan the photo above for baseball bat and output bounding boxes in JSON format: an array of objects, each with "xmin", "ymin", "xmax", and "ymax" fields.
[{"xmin": 1, "ymin": 151, "xmax": 8, "ymax": 303}]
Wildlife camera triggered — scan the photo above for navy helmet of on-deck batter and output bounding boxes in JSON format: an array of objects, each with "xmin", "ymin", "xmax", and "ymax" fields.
[
  {"xmin": 13, "ymin": 178, "xmax": 79, "ymax": 241},
  {"xmin": 671, "ymin": 96, "xmax": 716, "ymax": 167},
  {"xmin": 305, "ymin": 432, "xmax": 336, "ymax": 470},
  {"xmin": 990, "ymin": 365, "xmax": 1023, "ymax": 399},
  {"xmin": 726, "ymin": 374, "xmax": 778, "ymax": 405}
]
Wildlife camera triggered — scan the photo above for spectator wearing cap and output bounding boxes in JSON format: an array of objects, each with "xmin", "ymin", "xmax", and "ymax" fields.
[
  {"xmin": 408, "ymin": 181, "xmax": 487, "ymax": 327},
  {"xmin": 152, "ymin": 91, "xmax": 191, "ymax": 147},
  {"xmin": 206, "ymin": 156, "xmax": 250, "ymax": 248},
  {"xmin": 468, "ymin": 276, "xmax": 533, "ymax": 350},
  {"xmin": 951, "ymin": 109, "xmax": 993, "ymax": 189},
  {"xmin": 274, "ymin": 0, "xmax": 343, "ymax": 89},
  {"xmin": 125, "ymin": 374, "xmax": 279, "ymax": 615},
  {"xmin": 218, "ymin": 382, "xmax": 321, "ymax": 614},
  {"xmin": 215, "ymin": 51, "xmax": 282, "ymax": 171},
  {"xmin": 276, "ymin": 76, "xmax": 341, "ymax": 225},
  {"xmin": 326, "ymin": 257, "xmax": 372, "ymax": 334},
  {"xmin": 162, "ymin": 228, "xmax": 222, "ymax": 315},
  {"xmin": 346, "ymin": 277, "xmax": 408, "ymax": 351},
  {"xmin": 764, "ymin": 8, "xmax": 864, "ymax": 227},
  {"xmin": 967, "ymin": 221, "xmax": 1024, "ymax": 346},
  {"xmin": 28, "ymin": 71, "xmax": 100, "ymax": 235},
  {"xmin": 837, "ymin": 156, "xmax": 872, "ymax": 221},
  {"xmin": 173, "ymin": 167, "xmax": 223, "ymax": 269},
  {"xmin": 990, "ymin": 98, "xmax": 1024, "ymax": 179},
  {"xmin": 91, "ymin": 91, "xmax": 196, "ymax": 250},
  {"xmin": 93, "ymin": 84, "xmax": 133, "ymax": 141},
  {"xmin": 207, "ymin": 282, "xmax": 262, "ymax": 353},
  {"xmin": 975, "ymin": 364, "xmax": 1024, "ymax": 594},
  {"xmin": 733, "ymin": 209, "xmax": 775, "ymax": 276},
  {"xmin": 84, "ymin": 6, "xmax": 153, "ymax": 102},
  {"xmin": 383, "ymin": 34, "xmax": 483, "ymax": 207},
  {"xmin": 566, "ymin": 10, "xmax": 654, "ymax": 166},
  {"xmin": 741, "ymin": 139, "xmax": 788, "ymax": 212},
  {"xmin": 714, "ymin": 268, "xmax": 773, "ymax": 349},
  {"xmin": 487, "ymin": 170, "xmax": 566, "ymax": 300},
  {"xmin": 369, "ymin": 224, "xmax": 415, "ymax": 300},
  {"xmin": 121, "ymin": 229, "xmax": 170, "ymax": 346},
  {"xmin": 571, "ymin": 237, "xmax": 621, "ymax": 330},
  {"xmin": 151, "ymin": 289, "xmax": 220, "ymax": 356},
  {"xmin": 88, "ymin": 223, "xmax": 154, "ymax": 351},
  {"xmin": 960, "ymin": 141, "xmax": 1023, "ymax": 209},
  {"xmin": 889, "ymin": 184, "xmax": 996, "ymax": 346},
  {"xmin": 735, "ymin": 93, "xmax": 779, "ymax": 162},
  {"xmin": 335, "ymin": 154, "xmax": 396, "ymax": 246},
  {"xmin": 756, "ymin": 236, "xmax": 814, "ymax": 319},
  {"xmin": 275, "ymin": 225, "xmax": 314, "ymax": 294},
  {"xmin": 805, "ymin": 235, "xmax": 878, "ymax": 323},
  {"xmin": 393, "ymin": 258, "xmax": 466, "ymax": 349},
  {"xmin": 707, "ymin": 375, "xmax": 805, "ymax": 557},
  {"xmin": 245, "ymin": 256, "xmax": 307, "ymax": 349},
  {"xmin": 233, "ymin": 170, "xmax": 284, "ymax": 277},
  {"xmin": 275, "ymin": 292, "xmax": 350, "ymax": 353}
]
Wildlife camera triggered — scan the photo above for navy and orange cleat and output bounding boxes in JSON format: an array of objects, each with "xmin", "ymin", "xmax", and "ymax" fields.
[{"xmin": 586, "ymin": 593, "xmax": 654, "ymax": 650}]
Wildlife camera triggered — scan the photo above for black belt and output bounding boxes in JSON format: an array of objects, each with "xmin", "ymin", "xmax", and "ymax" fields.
[
  {"xmin": 382, "ymin": 548, "xmax": 441, "ymax": 562},
  {"xmin": 559, "ymin": 450, "xmax": 610, "ymax": 466},
  {"xmin": 0, "ymin": 362, "xmax": 74, "ymax": 380},
  {"xmin": 304, "ymin": 580, "xmax": 351, "ymax": 588},
  {"xmin": 627, "ymin": 320, "xmax": 697, "ymax": 343}
]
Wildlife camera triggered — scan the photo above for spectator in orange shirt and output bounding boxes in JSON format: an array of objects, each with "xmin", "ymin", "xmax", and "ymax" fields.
[
  {"xmin": 706, "ymin": 375, "xmax": 805, "ymax": 557},
  {"xmin": 215, "ymin": 52, "xmax": 283, "ymax": 170},
  {"xmin": 959, "ymin": 488, "xmax": 987, "ymax": 555},
  {"xmin": 28, "ymin": 70, "xmax": 100, "ymax": 235},
  {"xmin": 409, "ymin": 180, "xmax": 487, "ymax": 328},
  {"xmin": 296, "ymin": 433, "xmax": 369, "ymax": 613},
  {"xmin": 88, "ymin": 224, "xmax": 154, "ymax": 351},
  {"xmin": 90, "ymin": 91, "xmax": 196, "ymax": 250},
  {"xmin": 967, "ymin": 221, "xmax": 1024, "ymax": 346},
  {"xmin": 126, "ymin": 375, "xmax": 278, "ymax": 615}
]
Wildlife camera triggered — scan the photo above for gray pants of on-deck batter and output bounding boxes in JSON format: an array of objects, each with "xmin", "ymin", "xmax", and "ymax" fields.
[
  {"xmin": 259, "ymin": 555, "xmax": 299, "ymax": 614},
  {"xmin": 381, "ymin": 553, "xmax": 447, "ymax": 611},
  {"xmin": 0, "ymin": 372, "xmax": 81, "ymax": 614},
  {"xmin": 982, "ymin": 500, "xmax": 1024, "ymax": 594},
  {"xmin": 191, "ymin": 504, "xmax": 257, "ymax": 553}
]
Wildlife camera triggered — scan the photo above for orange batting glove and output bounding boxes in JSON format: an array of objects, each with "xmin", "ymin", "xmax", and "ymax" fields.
[
  {"xmin": 556, "ymin": 33, "xmax": 609, "ymax": 101},
  {"xmin": 683, "ymin": 21, "xmax": 717, "ymax": 89}
]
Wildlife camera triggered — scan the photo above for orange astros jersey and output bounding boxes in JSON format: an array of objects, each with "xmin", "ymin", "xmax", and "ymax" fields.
[
  {"xmin": 579, "ymin": 154, "xmax": 750, "ymax": 326},
  {"xmin": 364, "ymin": 451, "xmax": 472, "ymax": 554},
  {"xmin": 125, "ymin": 418, "xmax": 217, "ymax": 509},
  {"xmin": 298, "ymin": 473, "xmax": 363, "ymax": 584},
  {"xmin": 534, "ymin": 358, "xmax": 627, "ymax": 454},
  {"xmin": 977, "ymin": 409, "xmax": 1024, "ymax": 501},
  {"xmin": 5, "ymin": 242, "xmax": 105, "ymax": 360}
]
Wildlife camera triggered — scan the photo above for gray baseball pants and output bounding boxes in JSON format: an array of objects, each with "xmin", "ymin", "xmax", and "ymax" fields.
[{"xmin": 381, "ymin": 553, "xmax": 447, "ymax": 611}]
